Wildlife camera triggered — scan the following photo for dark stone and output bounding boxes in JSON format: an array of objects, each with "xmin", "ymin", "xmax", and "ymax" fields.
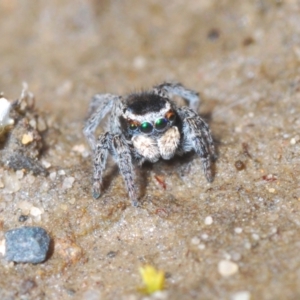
[
  {"xmin": 5, "ymin": 226, "xmax": 50, "ymax": 263},
  {"xmin": 18, "ymin": 215, "xmax": 29, "ymax": 222}
]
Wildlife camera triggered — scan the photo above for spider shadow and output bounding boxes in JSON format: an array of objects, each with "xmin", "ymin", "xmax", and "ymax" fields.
[
  {"xmin": 100, "ymin": 162, "xmax": 120, "ymax": 195},
  {"xmin": 100, "ymin": 160, "xmax": 152, "ymax": 200}
]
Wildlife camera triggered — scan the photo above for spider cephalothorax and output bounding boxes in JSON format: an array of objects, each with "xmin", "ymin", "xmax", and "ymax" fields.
[{"xmin": 83, "ymin": 82, "xmax": 216, "ymax": 206}]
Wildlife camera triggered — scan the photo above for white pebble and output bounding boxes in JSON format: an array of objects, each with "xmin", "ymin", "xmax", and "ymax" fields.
[
  {"xmin": 252, "ymin": 233, "xmax": 260, "ymax": 240},
  {"xmin": 0, "ymin": 239, "xmax": 6, "ymax": 256},
  {"xmin": 41, "ymin": 160, "xmax": 51, "ymax": 169},
  {"xmin": 0, "ymin": 97, "xmax": 14, "ymax": 130},
  {"xmin": 244, "ymin": 242, "xmax": 251, "ymax": 249},
  {"xmin": 72, "ymin": 144, "xmax": 89, "ymax": 158},
  {"xmin": 62, "ymin": 177, "xmax": 75, "ymax": 189},
  {"xmin": 231, "ymin": 291, "xmax": 251, "ymax": 300},
  {"xmin": 234, "ymin": 227, "xmax": 243, "ymax": 234},
  {"xmin": 198, "ymin": 243, "xmax": 206, "ymax": 250},
  {"xmin": 16, "ymin": 170, "xmax": 24, "ymax": 179},
  {"xmin": 290, "ymin": 135, "xmax": 299, "ymax": 145},
  {"xmin": 204, "ymin": 216, "xmax": 213, "ymax": 225},
  {"xmin": 30, "ymin": 206, "xmax": 44, "ymax": 217},
  {"xmin": 218, "ymin": 260, "xmax": 239, "ymax": 277},
  {"xmin": 201, "ymin": 233, "xmax": 209, "ymax": 240},
  {"xmin": 191, "ymin": 237, "xmax": 200, "ymax": 245},
  {"xmin": 58, "ymin": 170, "xmax": 66, "ymax": 176},
  {"xmin": 49, "ymin": 171, "xmax": 57, "ymax": 181}
]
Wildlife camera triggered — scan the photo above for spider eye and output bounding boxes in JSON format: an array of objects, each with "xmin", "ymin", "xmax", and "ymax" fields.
[
  {"xmin": 140, "ymin": 122, "xmax": 153, "ymax": 133},
  {"xmin": 166, "ymin": 111, "xmax": 176, "ymax": 122},
  {"xmin": 154, "ymin": 118, "xmax": 168, "ymax": 131},
  {"xmin": 129, "ymin": 121, "xmax": 139, "ymax": 131}
]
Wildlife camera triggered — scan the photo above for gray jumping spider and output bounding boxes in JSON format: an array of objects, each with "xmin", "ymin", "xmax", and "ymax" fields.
[{"xmin": 83, "ymin": 82, "xmax": 216, "ymax": 206}]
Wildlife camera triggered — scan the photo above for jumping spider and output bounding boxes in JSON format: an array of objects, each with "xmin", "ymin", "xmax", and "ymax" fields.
[{"xmin": 83, "ymin": 82, "xmax": 216, "ymax": 206}]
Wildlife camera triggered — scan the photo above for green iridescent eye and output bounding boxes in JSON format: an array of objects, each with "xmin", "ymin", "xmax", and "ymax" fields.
[
  {"xmin": 155, "ymin": 118, "xmax": 168, "ymax": 130},
  {"xmin": 140, "ymin": 122, "xmax": 153, "ymax": 133}
]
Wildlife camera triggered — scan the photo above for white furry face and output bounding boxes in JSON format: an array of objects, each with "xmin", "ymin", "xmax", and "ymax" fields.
[
  {"xmin": 157, "ymin": 126, "xmax": 180, "ymax": 159},
  {"xmin": 132, "ymin": 135, "xmax": 160, "ymax": 163},
  {"xmin": 131, "ymin": 126, "xmax": 180, "ymax": 162}
]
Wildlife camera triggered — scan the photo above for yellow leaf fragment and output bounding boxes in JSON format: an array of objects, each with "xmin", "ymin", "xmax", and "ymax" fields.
[{"xmin": 139, "ymin": 265, "xmax": 165, "ymax": 294}]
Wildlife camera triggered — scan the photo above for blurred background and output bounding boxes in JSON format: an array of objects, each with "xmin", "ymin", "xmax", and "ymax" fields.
[{"xmin": 0, "ymin": 1, "xmax": 300, "ymax": 299}]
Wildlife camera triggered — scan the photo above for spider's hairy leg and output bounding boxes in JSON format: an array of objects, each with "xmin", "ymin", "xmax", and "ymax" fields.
[
  {"xmin": 92, "ymin": 133, "xmax": 110, "ymax": 199},
  {"xmin": 83, "ymin": 94, "xmax": 119, "ymax": 151},
  {"xmin": 179, "ymin": 107, "xmax": 216, "ymax": 182},
  {"xmin": 153, "ymin": 82, "xmax": 200, "ymax": 112},
  {"xmin": 111, "ymin": 135, "xmax": 139, "ymax": 207}
]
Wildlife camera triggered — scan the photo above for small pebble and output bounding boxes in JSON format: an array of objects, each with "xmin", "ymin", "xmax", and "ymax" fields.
[
  {"xmin": 234, "ymin": 227, "xmax": 243, "ymax": 234},
  {"xmin": 49, "ymin": 171, "xmax": 57, "ymax": 181},
  {"xmin": 231, "ymin": 291, "xmax": 251, "ymax": 300},
  {"xmin": 268, "ymin": 188, "xmax": 276, "ymax": 193},
  {"xmin": 58, "ymin": 170, "xmax": 66, "ymax": 176},
  {"xmin": 5, "ymin": 226, "xmax": 50, "ymax": 263},
  {"xmin": 62, "ymin": 177, "xmax": 75, "ymax": 189},
  {"xmin": 204, "ymin": 216, "xmax": 213, "ymax": 225},
  {"xmin": 72, "ymin": 144, "xmax": 89, "ymax": 158},
  {"xmin": 290, "ymin": 135, "xmax": 299, "ymax": 145},
  {"xmin": 107, "ymin": 251, "xmax": 117, "ymax": 258},
  {"xmin": 41, "ymin": 160, "xmax": 51, "ymax": 169},
  {"xmin": 201, "ymin": 233, "xmax": 209, "ymax": 240},
  {"xmin": 0, "ymin": 239, "xmax": 6, "ymax": 256},
  {"xmin": 29, "ymin": 119, "xmax": 37, "ymax": 129},
  {"xmin": 218, "ymin": 260, "xmax": 239, "ymax": 277},
  {"xmin": 0, "ymin": 97, "xmax": 14, "ymax": 130},
  {"xmin": 37, "ymin": 116, "xmax": 47, "ymax": 132},
  {"xmin": 191, "ymin": 237, "xmax": 200, "ymax": 245},
  {"xmin": 30, "ymin": 206, "xmax": 44, "ymax": 217},
  {"xmin": 21, "ymin": 133, "xmax": 34, "ymax": 145},
  {"xmin": 18, "ymin": 215, "xmax": 29, "ymax": 222},
  {"xmin": 198, "ymin": 243, "xmax": 206, "ymax": 250},
  {"xmin": 235, "ymin": 160, "xmax": 245, "ymax": 171},
  {"xmin": 16, "ymin": 170, "xmax": 24, "ymax": 179}
]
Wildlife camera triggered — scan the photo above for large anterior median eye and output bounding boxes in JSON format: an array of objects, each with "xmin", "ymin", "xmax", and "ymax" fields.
[
  {"xmin": 154, "ymin": 118, "xmax": 168, "ymax": 130},
  {"xmin": 140, "ymin": 122, "xmax": 153, "ymax": 133}
]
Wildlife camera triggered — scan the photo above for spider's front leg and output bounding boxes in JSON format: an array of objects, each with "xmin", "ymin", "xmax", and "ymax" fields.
[
  {"xmin": 110, "ymin": 135, "xmax": 138, "ymax": 207},
  {"xmin": 83, "ymin": 94, "xmax": 119, "ymax": 151},
  {"xmin": 153, "ymin": 82, "xmax": 200, "ymax": 112},
  {"xmin": 179, "ymin": 107, "xmax": 216, "ymax": 182},
  {"xmin": 92, "ymin": 132, "xmax": 110, "ymax": 199}
]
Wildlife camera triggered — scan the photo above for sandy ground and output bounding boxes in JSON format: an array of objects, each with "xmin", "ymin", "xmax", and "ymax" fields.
[{"xmin": 0, "ymin": 0, "xmax": 300, "ymax": 299}]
